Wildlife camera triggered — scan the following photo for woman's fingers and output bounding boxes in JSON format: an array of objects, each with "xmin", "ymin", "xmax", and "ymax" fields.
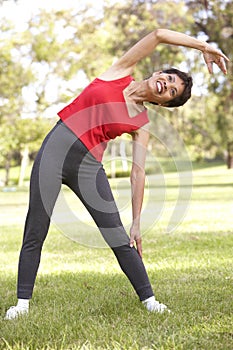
[
  {"xmin": 203, "ymin": 47, "xmax": 229, "ymax": 75},
  {"xmin": 219, "ymin": 51, "xmax": 230, "ymax": 62},
  {"xmin": 136, "ymin": 238, "xmax": 142, "ymax": 258},
  {"xmin": 130, "ymin": 235, "xmax": 142, "ymax": 258},
  {"xmin": 218, "ymin": 56, "xmax": 228, "ymax": 74},
  {"xmin": 206, "ymin": 60, "xmax": 213, "ymax": 74}
]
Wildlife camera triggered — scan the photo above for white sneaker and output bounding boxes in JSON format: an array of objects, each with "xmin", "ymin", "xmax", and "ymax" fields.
[
  {"xmin": 142, "ymin": 296, "xmax": 170, "ymax": 313},
  {"xmin": 5, "ymin": 306, "xmax": 28, "ymax": 320}
]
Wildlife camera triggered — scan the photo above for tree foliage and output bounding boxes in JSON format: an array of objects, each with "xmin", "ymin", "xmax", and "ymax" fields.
[
  {"xmin": 79, "ymin": 0, "xmax": 194, "ymax": 80},
  {"xmin": 185, "ymin": 0, "xmax": 233, "ymax": 166},
  {"xmin": 0, "ymin": 0, "xmax": 232, "ymax": 186}
]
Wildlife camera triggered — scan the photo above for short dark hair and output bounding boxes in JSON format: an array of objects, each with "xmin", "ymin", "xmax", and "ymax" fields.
[{"xmin": 150, "ymin": 68, "xmax": 193, "ymax": 108}]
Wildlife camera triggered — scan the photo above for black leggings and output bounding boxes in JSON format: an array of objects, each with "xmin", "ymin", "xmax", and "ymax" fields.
[{"xmin": 17, "ymin": 121, "xmax": 154, "ymax": 301}]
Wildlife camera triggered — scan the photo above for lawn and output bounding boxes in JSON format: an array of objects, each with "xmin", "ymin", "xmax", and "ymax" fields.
[{"xmin": 0, "ymin": 163, "xmax": 232, "ymax": 350}]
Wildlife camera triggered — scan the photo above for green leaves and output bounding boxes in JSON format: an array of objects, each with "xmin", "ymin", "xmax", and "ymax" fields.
[{"xmin": 0, "ymin": 0, "xmax": 232, "ymax": 179}]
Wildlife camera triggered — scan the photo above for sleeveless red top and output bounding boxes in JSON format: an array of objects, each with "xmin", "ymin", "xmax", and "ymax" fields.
[{"xmin": 58, "ymin": 76, "xmax": 149, "ymax": 161}]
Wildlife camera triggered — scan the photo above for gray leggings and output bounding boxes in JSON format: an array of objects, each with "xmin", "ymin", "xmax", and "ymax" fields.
[{"xmin": 17, "ymin": 120, "xmax": 154, "ymax": 301}]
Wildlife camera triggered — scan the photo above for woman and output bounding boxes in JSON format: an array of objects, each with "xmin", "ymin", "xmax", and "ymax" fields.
[{"xmin": 5, "ymin": 28, "xmax": 228, "ymax": 319}]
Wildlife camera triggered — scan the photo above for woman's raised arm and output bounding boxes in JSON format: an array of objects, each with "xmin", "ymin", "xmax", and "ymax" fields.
[{"xmin": 101, "ymin": 28, "xmax": 229, "ymax": 79}]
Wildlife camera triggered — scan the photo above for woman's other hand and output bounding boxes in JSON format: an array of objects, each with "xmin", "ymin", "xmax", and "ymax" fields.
[
  {"xmin": 130, "ymin": 224, "xmax": 142, "ymax": 258},
  {"xmin": 203, "ymin": 44, "xmax": 229, "ymax": 74}
]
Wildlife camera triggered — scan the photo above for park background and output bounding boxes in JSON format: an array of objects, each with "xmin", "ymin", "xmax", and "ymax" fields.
[{"xmin": 0, "ymin": 0, "xmax": 232, "ymax": 349}]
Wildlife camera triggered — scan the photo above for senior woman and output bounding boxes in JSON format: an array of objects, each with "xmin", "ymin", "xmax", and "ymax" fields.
[{"xmin": 5, "ymin": 28, "xmax": 228, "ymax": 319}]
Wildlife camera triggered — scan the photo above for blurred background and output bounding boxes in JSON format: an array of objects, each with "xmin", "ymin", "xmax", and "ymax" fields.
[
  {"xmin": 0, "ymin": 0, "xmax": 232, "ymax": 186},
  {"xmin": 0, "ymin": 4, "xmax": 232, "ymax": 348}
]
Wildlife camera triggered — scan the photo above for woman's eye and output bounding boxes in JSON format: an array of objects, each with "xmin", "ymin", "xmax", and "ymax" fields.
[
  {"xmin": 168, "ymin": 75, "xmax": 172, "ymax": 82},
  {"xmin": 171, "ymin": 89, "xmax": 176, "ymax": 97}
]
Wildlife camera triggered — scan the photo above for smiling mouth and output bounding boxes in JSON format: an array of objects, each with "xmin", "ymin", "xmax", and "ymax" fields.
[{"xmin": 156, "ymin": 81, "xmax": 163, "ymax": 94}]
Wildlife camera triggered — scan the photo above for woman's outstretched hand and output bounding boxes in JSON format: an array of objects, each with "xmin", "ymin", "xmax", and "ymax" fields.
[
  {"xmin": 202, "ymin": 45, "xmax": 229, "ymax": 74},
  {"xmin": 130, "ymin": 225, "xmax": 142, "ymax": 258}
]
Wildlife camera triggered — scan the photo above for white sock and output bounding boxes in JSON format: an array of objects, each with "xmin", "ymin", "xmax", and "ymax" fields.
[
  {"xmin": 142, "ymin": 296, "xmax": 155, "ymax": 305},
  {"xmin": 17, "ymin": 299, "xmax": 29, "ymax": 310}
]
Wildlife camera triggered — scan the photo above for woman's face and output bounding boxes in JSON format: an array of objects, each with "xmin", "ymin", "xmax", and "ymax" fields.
[{"xmin": 148, "ymin": 71, "xmax": 185, "ymax": 106}]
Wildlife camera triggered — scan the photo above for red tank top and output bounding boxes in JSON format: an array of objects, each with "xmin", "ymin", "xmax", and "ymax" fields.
[{"xmin": 58, "ymin": 76, "xmax": 149, "ymax": 161}]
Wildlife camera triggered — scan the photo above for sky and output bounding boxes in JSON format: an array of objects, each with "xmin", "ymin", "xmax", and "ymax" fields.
[{"xmin": 0, "ymin": 0, "xmax": 105, "ymax": 30}]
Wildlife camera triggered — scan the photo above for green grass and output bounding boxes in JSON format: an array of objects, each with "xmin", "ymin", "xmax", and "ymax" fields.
[{"xmin": 0, "ymin": 163, "xmax": 233, "ymax": 350}]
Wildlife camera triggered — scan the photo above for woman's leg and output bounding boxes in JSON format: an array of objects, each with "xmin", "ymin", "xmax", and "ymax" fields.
[
  {"xmin": 63, "ymin": 143, "xmax": 169, "ymax": 312},
  {"xmin": 17, "ymin": 122, "xmax": 81, "ymax": 300},
  {"xmin": 62, "ymin": 139, "xmax": 154, "ymax": 301},
  {"xmin": 5, "ymin": 123, "xmax": 66, "ymax": 319},
  {"xmin": 17, "ymin": 124, "xmax": 66, "ymax": 299},
  {"xmin": 5, "ymin": 122, "xmax": 81, "ymax": 319}
]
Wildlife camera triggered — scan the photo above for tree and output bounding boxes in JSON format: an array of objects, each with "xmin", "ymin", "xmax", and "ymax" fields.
[
  {"xmin": 75, "ymin": 0, "xmax": 194, "ymax": 80},
  {"xmin": 15, "ymin": 118, "xmax": 51, "ymax": 186},
  {"xmin": 2, "ymin": 0, "xmax": 230, "ymax": 185},
  {"xmin": 0, "ymin": 19, "xmax": 35, "ymax": 185},
  {"xmin": 186, "ymin": 0, "xmax": 233, "ymax": 167},
  {"xmin": 0, "ymin": 21, "xmax": 33, "ymax": 123},
  {"xmin": 0, "ymin": 7, "xmax": 90, "ymax": 185}
]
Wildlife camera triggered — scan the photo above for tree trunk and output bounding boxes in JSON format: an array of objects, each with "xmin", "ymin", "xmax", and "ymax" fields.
[
  {"xmin": 18, "ymin": 145, "xmax": 29, "ymax": 186},
  {"xmin": 227, "ymin": 154, "xmax": 233, "ymax": 169},
  {"xmin": 227, "ymin": 142, "xmax": 233, "ymax": 169},
  {"xmin": 227, "ymin": 156, "xmax": 233, "ymax": 169},
  {"xmin": 4, "ymin": 155, "xmax": 11, "ymax": 186}
]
